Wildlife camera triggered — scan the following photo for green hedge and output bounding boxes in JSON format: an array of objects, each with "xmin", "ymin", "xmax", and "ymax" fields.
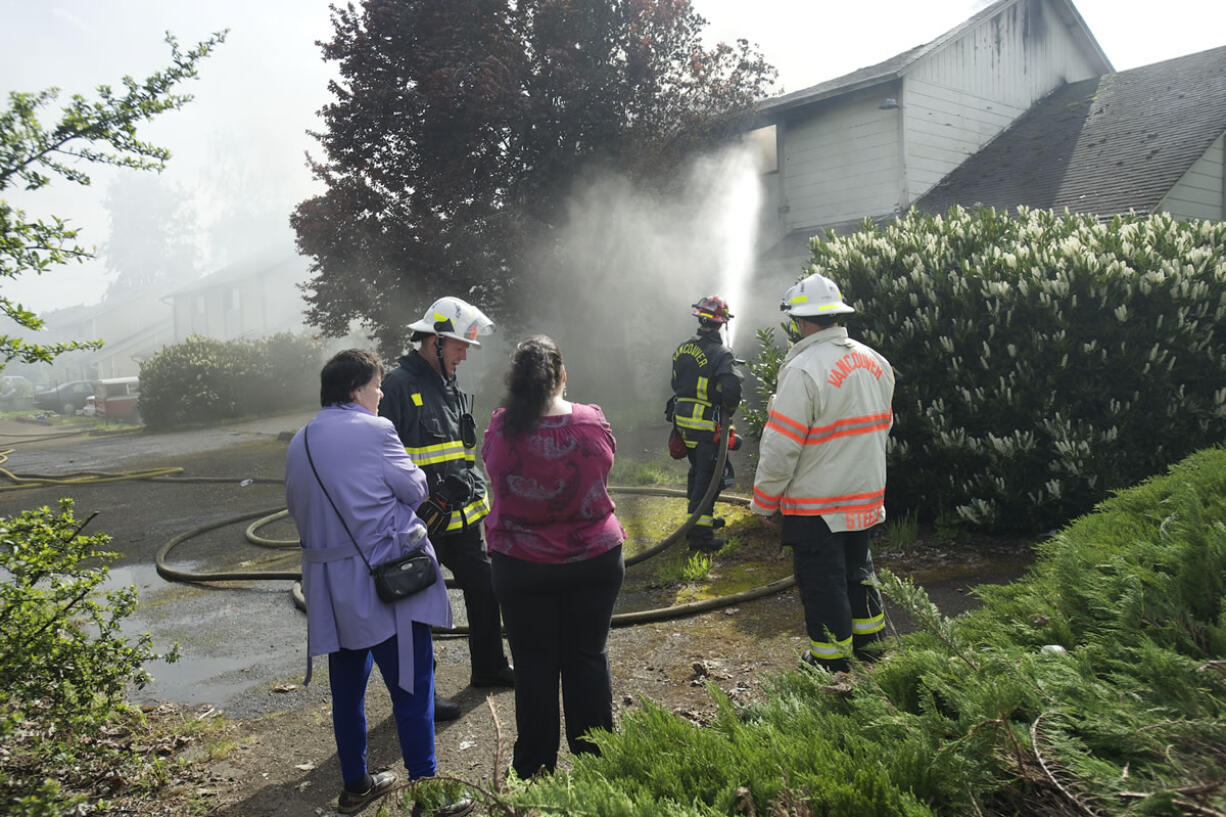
[
  {"xmin": 771, "ymin": 206, "xmax": 1226, "ymax": 533},
  {"xmin": 139, "ymin": 333, "xmax": 321, "ymax": 430},
  {"xmin": 507, "ymin": 446, "xmax": 1226, "ymax": 816}
]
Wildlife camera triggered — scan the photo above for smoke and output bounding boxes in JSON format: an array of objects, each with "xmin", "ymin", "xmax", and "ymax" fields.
[{"xmin": 500, "ymin": 143, "xmax": 765, "ymax": 420}]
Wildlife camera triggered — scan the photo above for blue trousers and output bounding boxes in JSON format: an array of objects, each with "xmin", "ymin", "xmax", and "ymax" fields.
[{"xmin": 328, "ymin": 623, "xmax": 435, "ymax": 784}]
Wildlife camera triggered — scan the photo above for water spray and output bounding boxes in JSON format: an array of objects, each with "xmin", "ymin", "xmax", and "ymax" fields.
[{"xmin": 707, "ymin": 146, "xmax": 762, "ymax": 350}]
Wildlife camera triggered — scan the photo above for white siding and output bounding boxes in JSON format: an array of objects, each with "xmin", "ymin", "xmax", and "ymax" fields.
[
  {"xmin": 781, "ymin": 91, "xmax": 901, "ymax": 229},
  {"xmin": 1158, "ymin": 135, "xmax": 1225, "ymax": 221},
  {"xmin": 903, "ymin": 0, "xmax": 1102, "ymax": 201}
]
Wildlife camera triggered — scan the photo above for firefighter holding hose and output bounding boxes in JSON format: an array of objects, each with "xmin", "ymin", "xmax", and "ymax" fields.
[
  {"xmin": 379, "ymin": 296, "xmax": 514, "ymax": 721},
  {"xmin": 668, "ymin": 295, "xmax": 744, "ymax": 553}
]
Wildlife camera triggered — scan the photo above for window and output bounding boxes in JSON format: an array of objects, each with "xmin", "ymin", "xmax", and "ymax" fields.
[{"xmin": 746, "ymin": 125, "xmax": 778, "ymax": 174}]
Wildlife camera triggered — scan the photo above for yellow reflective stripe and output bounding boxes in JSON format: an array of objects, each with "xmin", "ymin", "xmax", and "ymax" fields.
[
  {"xmin": 445, "ymin": 495, "xmax": 490, "ymax": 531},
  {"xmin": 404, "ymin": 441, "xmax": 474, "ymax": 466},
  {"xmin": 675, "ymin": 416, "xmax": 716, "ymax": 431},
  {"xmin": 696, "ymin": 515, "xmax": 714, "ymax": 529},
  {"xmin": 852, "ymin": 614, "xmax": 884, "ymax": 635},
  {"xmin": 809, "ymin": 636, "xmax": 853, "ymax": 659},
  {"xmin": 696, "ymin": 376, "xmax": 709, "ymax": 402},
  {"xmin": 411, "ymin": 393, "xmax": 423, "ymax": 407}
]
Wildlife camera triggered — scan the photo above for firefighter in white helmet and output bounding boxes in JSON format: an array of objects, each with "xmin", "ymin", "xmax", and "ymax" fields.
[
  {"xmin": 751, "ymin": 272, "xmax": 894, "ymax": 672},
  {"xmin": 379, "ymin": 296, "xmax": 512, "ymax": 720}
]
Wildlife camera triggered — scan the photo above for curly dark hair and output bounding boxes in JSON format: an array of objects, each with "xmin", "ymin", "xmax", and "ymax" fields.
[
  {"xmin": 500, "ymin": 335, "xmax": 564, "ymax": 437},
  {"xmin": 320, "ymin": 349, "xmax": 384, "ymax": 407}
]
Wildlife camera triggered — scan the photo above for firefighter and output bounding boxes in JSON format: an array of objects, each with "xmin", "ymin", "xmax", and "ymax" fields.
[
  {"xmin": 669, "ymin": 295, "xmax": 744, "ymax": 552},
  {"xmin": 379, "ymin": 296, "xmax": 513, "ymax": 721},
  {"xmin": 751, "ymin": 273, "xmax": 892, "ymax": 672}
]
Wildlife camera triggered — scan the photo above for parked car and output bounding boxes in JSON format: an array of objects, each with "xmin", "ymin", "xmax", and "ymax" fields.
[
  {"xmin": 93, "ymin": 377, "xmax": 141, "ymax": 423},
  {"xmin": 33, "ymin": 380, "xmax": 95, "ymax": 414}
]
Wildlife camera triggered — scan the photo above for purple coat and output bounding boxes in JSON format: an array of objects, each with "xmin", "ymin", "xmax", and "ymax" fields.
[{"xmin": 285, "ymin": 403, "xmax": 453, "ymax": 693}]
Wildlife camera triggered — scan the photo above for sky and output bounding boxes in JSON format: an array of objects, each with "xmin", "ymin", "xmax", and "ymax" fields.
[{"xmin": 1, "ymin": 0, "xmax": 1224, "ymax": 315}]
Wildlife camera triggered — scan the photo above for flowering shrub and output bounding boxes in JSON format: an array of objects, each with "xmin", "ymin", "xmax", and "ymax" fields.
[
  {"xmin": 765, "ymin": 206, "xmax": 1226, "ymax": 532},
  {"xmin": 139, "ymin": 333, "xmax": 321, "ymax": 430}
]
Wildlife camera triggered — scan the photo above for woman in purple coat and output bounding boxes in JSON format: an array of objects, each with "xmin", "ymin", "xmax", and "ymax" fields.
[
  {"xmin": 285, "ymin": 349, "xmax": 471, "ymax": 816},
  {"xmin": 482, "ymin": 335, "xmax": 626, "ymax": 780}
]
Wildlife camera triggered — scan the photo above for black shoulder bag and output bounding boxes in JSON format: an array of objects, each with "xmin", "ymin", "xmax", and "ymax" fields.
[{"xmin": 302, "ymin": 424, "xmax": 437, "ymax": 603}]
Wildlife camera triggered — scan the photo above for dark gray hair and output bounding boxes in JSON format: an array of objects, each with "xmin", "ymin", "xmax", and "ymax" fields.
[{"xmin": 320, "ymin": 349, "xmax": 384, "ymax": 406}]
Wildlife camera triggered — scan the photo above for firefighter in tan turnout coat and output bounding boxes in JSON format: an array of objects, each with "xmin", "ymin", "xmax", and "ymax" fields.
[{"xmin": 751, "ymin": 273, "xmax": 893, "ymax": 672}]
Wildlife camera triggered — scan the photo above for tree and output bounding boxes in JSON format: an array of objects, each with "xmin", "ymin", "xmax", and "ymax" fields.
[
  {"xmin": 0, "ymin": 32, "xmax": 226, "ymax": 368},
  {"xmin": 102, "ymin": 173, "xmax": 200, "ymax": 302},
  {"xmin": 292, "ymin": 0, "xmax": 776, "ymax": 353}
]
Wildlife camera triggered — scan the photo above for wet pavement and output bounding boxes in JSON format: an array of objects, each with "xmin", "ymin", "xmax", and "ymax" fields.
[{"xmin": 0, "ymin": 412, "xmax": 1036, "ymax": 720}]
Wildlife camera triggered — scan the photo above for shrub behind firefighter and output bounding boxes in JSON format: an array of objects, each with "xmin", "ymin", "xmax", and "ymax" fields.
[{"xmin": 667, "ymin": 295, "xmax": 744, "ymax": 553}]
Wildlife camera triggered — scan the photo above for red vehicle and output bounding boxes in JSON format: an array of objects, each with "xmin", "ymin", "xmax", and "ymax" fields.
[{"xmin": 94, "ymin": 377, "xmax": 141, "ymax": 423}]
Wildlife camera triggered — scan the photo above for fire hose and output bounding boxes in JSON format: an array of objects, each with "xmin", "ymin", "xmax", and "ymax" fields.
[
  {"xmin": 0, "ymin": 426, "xmax": 794, "ymax": 631},
  {"xmin": 151, "ymin": 423, "xmax": 796, "ymax": 632}
]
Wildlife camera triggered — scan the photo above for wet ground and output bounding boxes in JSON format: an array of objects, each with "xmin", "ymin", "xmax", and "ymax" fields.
[
  {"xmin": 0, "ymin": 412, "xmax": 1038, "ymax": 815},
  {"xmin": 0, "ymin": 412, "xmax": 1036, "ymax": 718}
]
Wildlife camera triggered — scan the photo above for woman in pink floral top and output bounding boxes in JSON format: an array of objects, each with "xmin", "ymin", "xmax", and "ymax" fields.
[{"xmin": 482, "ymin": 335, "xmax": 625, "ymax": 779}]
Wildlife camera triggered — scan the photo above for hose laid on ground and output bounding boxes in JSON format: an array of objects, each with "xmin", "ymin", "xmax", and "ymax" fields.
[
  {"xmin": 0, "ymin": 450, "xmax": 186, "ymax": 490},
  {"xmin": 7, "ymin": 424, "xmax": 789, "ymax": 630}
]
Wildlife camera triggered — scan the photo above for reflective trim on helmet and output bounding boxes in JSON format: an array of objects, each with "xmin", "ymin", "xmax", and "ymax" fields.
[{"xmin": 411, "ymin": 393, "xmax": 423, "ymax": 407}]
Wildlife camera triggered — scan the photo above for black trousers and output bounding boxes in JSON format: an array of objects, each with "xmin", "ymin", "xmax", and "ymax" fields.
[
  {"xmin": 685, "ymin": 438, "xmax": 730, "ymax": 544},
  {"xmin": 434, "ymin": 523, "xmax": 508, "ymax": 680},
  {"xmin": 783, "ymin": 516, "xmax": 884, "ymax": 666},
  {"xmin": 490, "ymin": 546, "xmax": 624, "ymax": 779}
]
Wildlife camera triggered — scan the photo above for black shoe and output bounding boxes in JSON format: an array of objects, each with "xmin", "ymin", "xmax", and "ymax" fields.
[
  {"xmin": 471, "ymin": 665, "xmax": 515, "ymax": 688},
  {"xmin": 337, "ymin": 770, "xmax": 398, "ymax": 814},
  {"xmin": 433, "ymin": 694, "xmax": 461, "ymax": 722},
  {"xmin": 412, "ymin": 794, "xmax": 475, "ymax": 817},
  {"xmin": 711, "ymin": 517, "xmax": 726, "ymax": 530},
  {"xmin": 687, "ymin": 537, "xmax": 724, "ymax": 553}
]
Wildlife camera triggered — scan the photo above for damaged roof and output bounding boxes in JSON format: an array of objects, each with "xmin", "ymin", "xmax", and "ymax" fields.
[
  {"xmin": 918, "ymin": 45, "xmax": 1226, "ymax": 217},
  {"xmin": 756, "ymin": 0, "xmax": 1111, "ymax": 119}
]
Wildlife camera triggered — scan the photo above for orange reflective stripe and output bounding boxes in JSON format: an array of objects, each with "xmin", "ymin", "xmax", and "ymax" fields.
[
  {"xmin": 781, "ymin": 488, "xmax": 885, "ymax": 507},
  {"xmin": 766, "ymin": 408, "xmax": 807, "ymax": 444},
  {"xmin": 780, "ymin": 501, "xmax": 884, "ymax": 517},
  {"xmin": 806, "ymin": 410, "xmax": 892, "ymax": 445},
  {"xmin": 752, "ymin": 486, "xmax": 782, "ymax": 509},
  {"xmin": 780, "ymin": 488, "xmax": 885, "ymax": 517},
  {"xmin": 767, "ymin": 408, "xmax": 807, "ymax": 435}
]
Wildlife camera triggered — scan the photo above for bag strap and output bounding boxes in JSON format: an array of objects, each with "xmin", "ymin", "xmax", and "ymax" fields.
[{"xmin": 302, "ymin": 423, "xmax": 374, "ymax": 574}]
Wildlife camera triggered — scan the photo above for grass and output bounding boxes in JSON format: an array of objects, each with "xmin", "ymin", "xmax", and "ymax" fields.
[{"xmin": 876, "ymin": 511, "xmax": 919, "ymax": 553}]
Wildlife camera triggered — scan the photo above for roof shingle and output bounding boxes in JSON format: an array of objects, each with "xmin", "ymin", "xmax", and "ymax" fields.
[{"xmin": 917, "ymin": 45, "xmax": 1226, "ymax": 217}]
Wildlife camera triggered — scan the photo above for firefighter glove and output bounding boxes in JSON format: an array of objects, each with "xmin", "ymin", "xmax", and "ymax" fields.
[{"xmin": 417, "ymin": 475, "xmax": 471, "ymax": 538}]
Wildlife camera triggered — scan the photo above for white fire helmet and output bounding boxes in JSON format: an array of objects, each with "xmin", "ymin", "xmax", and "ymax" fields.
[
  {"xmin": 779, "ymin": 272, "xmax": 856, "ymax": 317},
  {"xmin": 407, "ymin": 296, "xmax": 495, "ymax": 346}
]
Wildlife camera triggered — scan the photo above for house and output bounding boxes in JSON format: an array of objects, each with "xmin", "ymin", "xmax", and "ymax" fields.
[
  {"xmin": 750, "ymin": 0, "xmax": 1115, "ymax": 287},
  {"xmin": 33, "ymin": 291, "xmax": 174, "ymax": 383},
  {"xmin": 167, "ymin": 250, "xmax": 310, "ymax": 342},
  {"xmin": 917, "ymin": 44, "xmax": 1226, "ymax": 220}
]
